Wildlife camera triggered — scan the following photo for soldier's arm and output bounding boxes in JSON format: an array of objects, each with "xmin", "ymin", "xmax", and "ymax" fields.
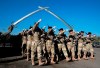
[
  {"xmin": 27, "ymin": 22, "xmax": 38, "ymax": 33},
  {"xmin": 27, "ymin": 28, "xmax": 32, "ymax": 33},
  {"xmin": 32, "ymin": 22, "xmax": 39, "ymax": 31},
  {"xmin": 3, "ymin": 25, "xmax": 14, "ymax": 36},
  {"xmin": 8, "ymin": 25, "xmax": 14, "ymax": 33},
  {"xmin": 32, "ymin": 19, "xmax": 41, "ymax": 31},
  {"xmin": 47, "ymin": 29, "xmax": 52, "ymax": 34}
]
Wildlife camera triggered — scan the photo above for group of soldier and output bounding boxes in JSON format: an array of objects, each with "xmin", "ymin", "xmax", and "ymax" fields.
[{"xmin": 20, "ymin": 21, "xmax": 95, "ymax": 66}]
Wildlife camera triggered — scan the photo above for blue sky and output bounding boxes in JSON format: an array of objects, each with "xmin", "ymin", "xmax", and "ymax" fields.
[{"xmin": 0, "ymin": 0, "xmax": 100, "ymax": 36}]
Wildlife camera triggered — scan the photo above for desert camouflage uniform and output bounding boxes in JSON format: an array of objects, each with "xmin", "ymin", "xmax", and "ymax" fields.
[
  {"xmin": 21, "ymin": 34, "xmax": 27, "ymax": 56},
  {"xmin": 67, "ymin": 32, "xmax": 77, "ymax": 60},
  {"xmin": 45, "ymin": 26, "xmax": 56, "ymax": 64},
  {"xmin": 57, "ymin": 32, "xmax": 68, "ymax": 59},
  {"xmin": 77, "ymin": 36, "xmax": 84, "ymax": 59},
  {"xmin": 83, "ymin": 35, "xmax": 94, "ymax": 59},
  {"xmin": 46, "ymin": 37, "xmax": 55, "ymax": 58},
  {"xmin": 31, "ymin": 32, "xmax": 42, "ymax": 60},
  {"xmin": 26, "ymin": 33, "xmax": 32, "ymax": 60},
  {"xmin": 67, "ymin": 39, "xmax": 75, "ymax": 57}
]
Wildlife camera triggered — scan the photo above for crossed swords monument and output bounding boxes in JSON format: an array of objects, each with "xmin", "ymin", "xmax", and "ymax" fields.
[{"xmin": 6, "ymin": 6, "xmax": 73, "ymax": 35}]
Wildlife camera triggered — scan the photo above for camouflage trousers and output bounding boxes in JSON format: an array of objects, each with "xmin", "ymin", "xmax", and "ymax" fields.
[
  {"xmin": 58, "ymin": 43, "xmax": 68, "ymax": 57},
  {"xmin": 83, "ymin": 43, "xmax": 94, "ymax": 53},
  {"xmin": 22, "ymin": 37, "xmax": 27, "ymax": 50},
  {"xmin": 67, "ymin": 42, "xmax": 75, "ymax": 57},
  {"xmin": 78, "ymin": 43, "xmax": 84, "ymax": 56},
  {"xmin": 27, "ymin": 40, "xmax": 32, "ymax": 55},
  {"xmin": 21, "ymin": 43, "xmax": 27, "ymax": 56},
  {"xmin": 40, "ymin": 42, "xmax": 46, "ymax": 54},
  {"xmin": 46, "ymin": 40, "xmax": 55, "ymax": 58},
  {"xmin": 31, "ymin": 40, "xmax": 42, "ymax": 59}
]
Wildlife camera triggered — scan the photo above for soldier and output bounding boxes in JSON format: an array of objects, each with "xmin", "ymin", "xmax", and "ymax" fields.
[
  {"xmin": 21, "ymin": 30, "xmax": 27, "ymax": 57},
  {"xmin": 57, "ymin": 28, "xmax": 70, "ymax": 61},
  {"xmin": 31, "ymin": 20, "xmax": 44, "ymax": 66},
  {"xmin": 26, "ymin": 28, "xmax": 33, "ymax": 61},
  {"xmin": 67, "ymin": 30, "xmax": 77, "ymax": 61},
  {"xmin": 41, "ymin": 29, "xmax": 46, "ymax": 54},
  {"xmin": 40, "ymin": 36, "xmax": 46, "ymax": 56},
  {"xmin": 77, "ymin": 31, "xmax": 85, "ymax": 60},
  {"xmin": 83, "ymin": 32, "xmax": 95, "ymax": 59},
  {"xmin": 45, "ymin": 26, "xmax": 55, "ymax": 64}
]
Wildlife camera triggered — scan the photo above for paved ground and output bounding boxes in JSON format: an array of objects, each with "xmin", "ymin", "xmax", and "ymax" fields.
[{"xmin": 0, "ymin": 48, "xmax": 100, "ymax": 68}]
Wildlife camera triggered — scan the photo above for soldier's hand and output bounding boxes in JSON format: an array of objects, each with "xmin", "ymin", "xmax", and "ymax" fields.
[
  {"xmin": 8, "ymin": 25, "xmax": 14, "ymax": 32},
  {"xmin": 36, "ymin": 19, "xmax": 42, "ymax": 25}
]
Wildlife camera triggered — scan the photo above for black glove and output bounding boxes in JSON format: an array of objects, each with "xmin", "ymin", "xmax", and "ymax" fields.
[{"xmin": 8, "ymin": 25, "xmax": 14, "ymax": 32}]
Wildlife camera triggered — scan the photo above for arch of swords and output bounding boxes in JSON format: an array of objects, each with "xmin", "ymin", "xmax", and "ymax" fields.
[{"xmin": 12, "ymin": 6, "xmax": 73, "ymax": 31}]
